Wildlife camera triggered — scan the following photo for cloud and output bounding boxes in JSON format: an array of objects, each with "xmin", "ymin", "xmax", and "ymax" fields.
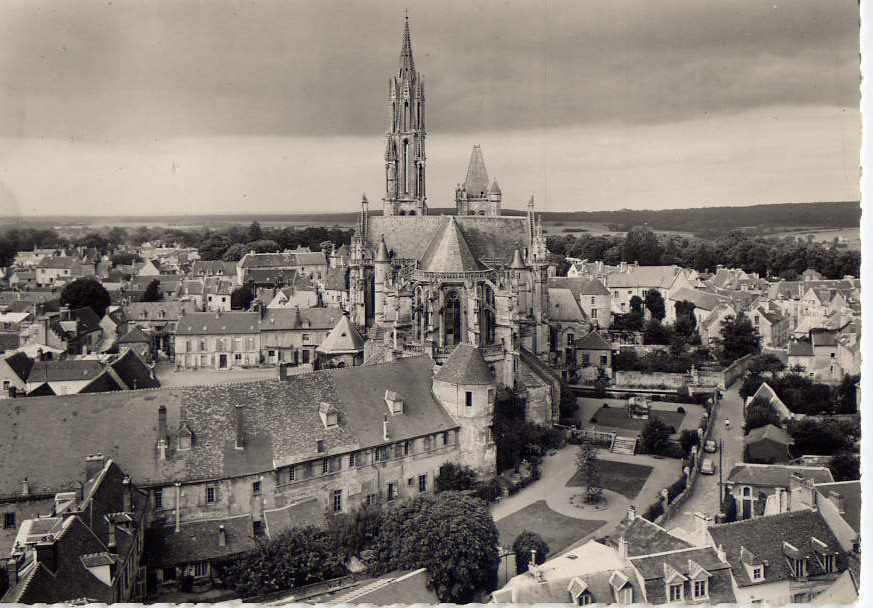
[{"xmin": 0, "ymin": 0, "xmax": 859, "ymax": 138}]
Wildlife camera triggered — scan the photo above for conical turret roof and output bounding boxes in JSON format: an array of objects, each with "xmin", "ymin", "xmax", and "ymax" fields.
[
  {"xmin": 489, "ymin": 179, "xmax": 502, "ymax": 195},
  {"xmin": 375, "ymin": 236, "xmax": 390, "ymax": 262},
  {"xmin": 418, "ymin": 217, "xmax": 486, "ymax": 273},
  {"xmin": 434, "ymin": 343, "xmax": 494, "ymax": 385},
  {"xmin": 316, "ymin": 314, "xmax": 365, "ymax": 354},
  {"xmin": 510, "ymin": 249, "xmax": 526, "ymax": 269},
  {"xmin": 464, "ymin": 145, "xmax": 490, "ymax": 196}
]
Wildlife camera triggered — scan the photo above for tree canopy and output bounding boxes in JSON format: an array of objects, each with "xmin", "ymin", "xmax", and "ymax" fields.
[
  {"xmin": 715, "ymin": 313, "xmax": 760, "ymax": 364},
  {"xmin": 639, "ymin": 418, "xmax": 672, "ymax": 456},
  {"xmin": 512, "ymin": 531, "xmax": 550, "ymax": 574},
  {"xmin": 434, "ymin": 462, "xmax": 479, "ymax": 493},
  {"xmin": 140, "ymin": 279, "xmax": 162, "ymax": 302},
  {"xmin": 60, "ymin": 277, "xmax": 111, "ymax": 318},
  {"xmin": 231, "ymin": 285, "xmax": 255, "ymax": 310},
  {"xmin": 622, "ymin": 226, "xmax": 663, "ymax": 266},
  {"xmin": 744, "ymin": 396, "xmax": 782, "ymax": 434},
  {"xmin": 644, "ymin": 289, "xmax": 666, "ymax": 321}
]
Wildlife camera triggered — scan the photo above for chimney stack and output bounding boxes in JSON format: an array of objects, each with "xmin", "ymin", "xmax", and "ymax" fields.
[
  {"xmin": 158, "ymin": 405, "xmax": 168, "ymax": 460},
  {"xmin": 174, "ymin": 482, "xmax": 182, "ymax": 533},
  {"xmin": 716, "ymin": 544, "xmax": 727, "ymax": 563},
  {"xmin": 618, "ymin": 536, "xmax": 628, "ymax": 559},
  {"xmin": 4, "ymin": 556, "xmax": 19, "ymax": 587},
  {"xmin": 35, "ymin": 538, "xmax": 57, "ymax": 573},
  {"xmin": 234, "ymin": 405, "xmax": 245, "ymax": 450},
  {"xmin": 107, "ymin": 519, "xmax": 117, "ymax": 551},
  {"xmin": 627, "ymin": 505, "xmax": 636, "ymax": 522},
  {"xmin": 85, "ymin": 453, "xmax": 105, "ymax": 481},
  {"xmin": 828, "ymin": 491, "xmax": 845, "ymax": 515},
  {"xmin": 383, "ymin": 415, "xmax": 390, "ymax": 442},
  {"xmin": 529, "ymin": 549, "xmax": 537, "ymax": 571},
  {"xmin": 218, "ymin": 525, "xmax": 227, "ymax": 547},
  {"xmin": 122, "ymin": 475, "xmax": 132, "ymax": 512},
  {"xmin": 21, "ymin": 478, "xmax": 29, "ymax": 497}
]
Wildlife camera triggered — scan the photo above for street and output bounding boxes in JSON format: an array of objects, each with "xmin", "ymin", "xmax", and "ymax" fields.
[{"xmin": 664, "ymin": 384, "xmax": 745, "ymax": 535}]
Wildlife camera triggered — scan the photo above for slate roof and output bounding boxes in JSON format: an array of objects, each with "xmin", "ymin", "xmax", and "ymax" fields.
[
  {"xmin": 246, "ymin": 268, "xmax": 301, "ymax": 285},
  {"xmin": 629, "ymin": 546, "xmax": 736, "ymax": 604},
  {"xmin": 418, "ymin": 217, "xmax": 487, "ymax": 273},
  {"xmin": 261, "ymin": 307, "xmax": 343, "ymax": 331},
  {"xmin": 744, "ymin": 424, "xmax": 793, "ymax": 446},
  {"xmin": 607, "ymin": 266, "xmax": 680, "ymax": 289},
  {"xmin": 788, "ymin": 340, "xmax": 814, "ymax": 356},
  {"xmin": 316, "ymin": 315, "xmax": 365, "ymax": 354},
  {"xmin": 145, "ymin": 513, "xmax": 259, "ymax": 568},
  {"xmin": 816, "ymin": 481, "xmax": 861, "ymax": 533},
  {"xmin": 176, "ymin": 311, "xmax": 261, "ymax": 335},
  {"xmin": 708, "ymin": 509, "xmax": 845, "ymax": 587},
  {"xmin": 262, "ymin": 497, "xmax": 325, "ymax": 539},
  {"xmin": 725, "ymin": 464, "xmax": 834, "ymax": 488},
  {"xmin": 324, "ymin": 267, "xmax": 348, "ymax": 291},
  {"xmin": 811, "ymin": 331, "xmax": 839, "ymax": 347},
  {"xmin": 27, "ymin": 359, "xmax": 105, "ymax": 383},
  {"xmin": 189, "ymin": 260, "xmax": 237, "ymax": 276},
  {"xmin": 123, "ymin": 301, "xmax": 197, "ymax": 322},
  {"xmin": 463, "ymin": 145, "xmax": 490, "ymax": 196},
  {"xmin": 669, "ymin": 287, "xmax": 726, "ymax": 311},
  {"xmin": 109, "ymin": 348, "xmax": 160, "ymax": 390},
  {"xmin": 240, "ymin": 252, "xmax": 326, "ymax": 269},
  {"xmin": 365, "ymin": 215, "xmax": 530, "ymax": 266},
  {"xmin": 606, "ymin": 515, "xmax": 692, "ymax": 558},
  {"xmin": 548, "ymin": 276, "xmax": 611, "ymax": 296},
  {"xmin": 35, "ymin": 256, "xmax": 79, "ymax": 270},
  {"xmin": 0, "ymin": 332, "xmax": 20, "ymax": 351},
  {"xmin": 548, "ymin": 288, "xmax": 587, "ymax": 323},
  {"xmin": 575, "ymin": 331, "xmax": 612, "ymax": 351},
  {"xmin": 0, "ymin": 356, "xmax": 457, "ymax": 496},
  {"xmin": 434, "ymin": 343, "xmax": 494, "ymax": 385},
  {"xmin": 63, "ymin": 307, "xmax": 102, "ymax": 334},
  {"xmin": 204, "ymin": 277, "xmax": 234, "ymax": 295},
  {"xmin": 2, "ymin": 351, "xmax": 34, "ymax": 381},
  {"xmin": 117, "ymin": 326, "xmax": 150, "ymax": 344}
]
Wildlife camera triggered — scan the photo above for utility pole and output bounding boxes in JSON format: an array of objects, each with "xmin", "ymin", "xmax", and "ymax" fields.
[{"xmin": 718, "ymin": 438, "xmax": 724, "ymax": 510}]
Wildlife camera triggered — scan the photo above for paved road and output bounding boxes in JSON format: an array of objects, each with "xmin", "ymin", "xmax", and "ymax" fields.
[{"xmin": 664, "ymin": 385, "xmax": 745, "ymax": 537}]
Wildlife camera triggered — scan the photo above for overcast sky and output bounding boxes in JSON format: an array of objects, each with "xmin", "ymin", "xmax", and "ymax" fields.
[{"xmin": 0, "ymin": 0, "xmax": 860, "ymax": 216}]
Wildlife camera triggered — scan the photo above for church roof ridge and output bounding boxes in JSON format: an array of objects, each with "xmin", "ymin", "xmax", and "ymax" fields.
[{"xmin": 418, "ymin": 216, "xmax": 487, "ymax": 274}]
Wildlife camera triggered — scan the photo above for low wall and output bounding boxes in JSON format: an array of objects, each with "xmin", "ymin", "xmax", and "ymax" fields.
[
  {"xmin": 613, "ymin": 370, "xmax": 689, "ymax": 390},
  {"xmin": 613, "ymin": 353, "xmax": 755, "ymax": 391}
]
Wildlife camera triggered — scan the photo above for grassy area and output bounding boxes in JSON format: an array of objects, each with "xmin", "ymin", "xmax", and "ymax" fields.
[
  {"xmin": 566, "ymin": 459, "xmax": 653, "ymax": 499},
  {"xmin": 496, "ymin": 500, "xmax": 606, "ymax": 554},
  {"xmin": 590, "ymin": 405, "xmax": 685, "ymax": 434}
]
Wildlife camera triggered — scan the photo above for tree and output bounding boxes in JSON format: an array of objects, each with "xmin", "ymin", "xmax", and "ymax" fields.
[
  {"xmin": 639, "ymin": 418, "xmax": 672, "ymax": 456},
  {"xmin": 140, "ymin": 279, "xmax": 162, "ymax": 302},
  {"xmin": 788, "ymin": 419, "xmax": 852, "ymax": 456},
  {"xmin": 222, "ymin": 243, "xmax": 249, "ymax": 262},
  {"xmin": 747, "ymin": 354, "xmax": 786, "ymax": 376},
  {"xmin": 674, "ymin": 300, "xmax": 697, "ymax": 331},
  {"xmin": 678, "ymin": 429, "xmax": 700, "ymax": 454},
  {"xmin": 575, "ymin": 439, "xmax": 602, "ymax": 504},
  {"xmin": 835, "ymin": 374, "xmax": 860, "ymax": 414},
  {"xmin": 218, "ymin": 526, "xmax": 346, "ymax": 597},
  {"xmin": 247, "ymin": 239, "xmax": 281, "ymax": 253},
  {"xmin": 669, "ymin": 332, "xmax": 688, "ymax": 359},
  {"xmin": 644, "ymin": 289, "xmax": 666, "ymax": 321},
  {"xmin": 629, "ymin": 295, "xmax": 644, "ymax": 316},
  {"xmin": 60, "ymin": 277, "xmax": 111, "ymax": 318},
  {"xmin": 198, "ymin": 233, "xmax": 232, "ymax": 260},
  {"xmin": 434, "ymin": 462, "xmax": 479, "ymax": 493},
  {"xmin": 643, "ymin": 319, "xmax": 672, "ymax": 345},
  {"xmin": 715, "ymin": 313, "xmax": 760, "ymax": 364},
  {"xmin": 829, "ymin": 451, "xmax": 860, "ymax": 482},
  {"xmin": 231, "ymin": 285, "xmax": 255, "ymax": 310},
  {"xmin": 110, "ymin": 252, "xmax": 142, "ymax": 266},
  {"xmin": 326, "ymin": 504, "xmax": 384, "ymax": 561},
  {"xmin": 744, "ymin": 396, "xmax": 781, "ymax": 433},
  {"xmin": 559, "ymin": 383, "xmax": 580, "ymax": 421},
  {"xmin": 512, "ymin": 531, "xmax": 550, "ymax": 574},
  {"xmin": 611, "ymin": 311, "xmax": 643, "ymax": 332},
  {"xmin": 246, "ymin": 221, "xmax": 264, "ymax": 242},
  {"xmin": 739, "ymin": 373, "xmax": 766, "ymax": 400},
  {"xmin": 370, "ymin": 492, "xmax": 499, "ymax": 603},
  {"xmin": 622, "ymin": 226, "xmax": 663, "ymax": 266}
]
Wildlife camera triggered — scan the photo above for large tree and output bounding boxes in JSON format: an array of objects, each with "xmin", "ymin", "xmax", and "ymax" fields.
[
  {"xmin": 370, "ymin": 491, "xmax": 499, "ymax": 603},
  {"xmin": 512, "ymin": 531, "xmax": 550, "ymax": 574},
  {"xmin": 640, "ymin": 418, "xmax": 672, "ymax": 456},
  {"xmin": 643, "ymin": 319, "xmax": 672, "ymax": 345},
  {"xmin": 622, "ymin": 226, "xmax": 663, "ymax": 266},
  {"xmin": 715, "ymin": 313, "xmax": 760, "ymax": 364},
  {"xmin": 140, "ymin": 279, "xmax": 162, "ymax": 302},
  {"xmin": 434, "ymin": 462, "xmax": 478, "ymax": 493},
  {"xmin": 246, "ymin": 221, "xmax": 264, "ymax": 242},
  {"xmin": 829, "ymin": 451, "xmax": 860, "ymax": 482},
  {"xmin": 231, "ymin": 285, "xmax": 255, "ymax": 310},
  {"xmin": 644, "ymin": 289, "xmax": 666, "ymax": 321},
  {"xmin": 60, "ymin": 277, "xmax": 111, "ymax": 318}
]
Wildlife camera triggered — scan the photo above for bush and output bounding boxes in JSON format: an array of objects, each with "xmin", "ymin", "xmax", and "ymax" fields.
[
  {"xmin": 512, "ymin": 531, "xmax": 550, "ymax": 574},
  {"xmin": 474, "ymin": 478, "xmax": 503, "ymax": 503},
  {"xmin": 640, "ymin": 418, "xmax": 673, "ymax": 456},
  {"xmin": 678, "ymin": 429, "xmax": 700, "ymax": 454},
  {"xmin": 667, "ymin": 475, "xmax": 688, "ymax": 501},
  {"xmin": 643, "ymin": 499, "xmax": 664, "ymax": 522},
  {"xmin": 829, "ymin": 451, "xmax": 860, "ymax": 482},
  {"xmin": 677, "ymin": 406, "xmax": 686, "ymax": 414},
  {"xmin": 788, "ymin": 418, "xmax": 852, "ymax": 456},
  {"xmin": 327, "ymin": 505, "xmax": 385, "ymax": 561},
  {"xmin": 435, "ymin": 462, "xmax": 479, "ymax": 493}
]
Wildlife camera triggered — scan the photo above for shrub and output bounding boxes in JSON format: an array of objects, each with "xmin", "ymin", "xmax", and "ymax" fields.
[
  {"xmin": 678, "ymin": 429, "xmax": 700, "ymax": 454},
  {"xmin": 512, "ymin": 531, "xmax": 550, "ymax": 574},
  {"xmin": 640, "ymin": 418, "xmax": 672, "ymax": 456},
  {"xmin": 643, "ymin": 499, "xmax": 664, "ymax": 522},
  {"xmin": 435, "ymin": 462, "xmax": 479, "ymax": 493},
  {"xmin": 590, "ymin": 416, "xmax": 598, "ymax": 424},
  {"xmin": 829, "ymin": 451, "xmax": 860, "ymax": 482},
  {"xmin": 677, "ymin": 406, "xmax": 686, "ymax": 414},
  {"xmin": 667, "ymin": 475, "xmax": 688, "ymax": 501}
]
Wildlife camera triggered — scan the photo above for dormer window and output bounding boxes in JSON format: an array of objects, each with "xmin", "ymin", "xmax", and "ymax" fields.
[
  {"xmin": 319, "ymin": 402, "xmax": 338, "ymax": 428},
  {"xmin": 752, "ymin": 566, "xmax": 763, "ymax": 581},
  {"xmin": 316, "ymin": 439, "xmax": 325, "ymax": 453},
  {"xmin": 568, "ymin": 577, "xmax": 591, "ymax": 606},
  {"xmin": 178, "ymin": 424, "xmax": 194, "ymax": 450},
  {"xmin": 692, "ymin": 579, "xmax": 708, "ymax": 600},
  {"xmin": 668, "ymin": 583, "xmax": 684, "ymax": 602},
  {"xmin": 385, "ymin": 390, "xmax": 404, "ymax": 415}
]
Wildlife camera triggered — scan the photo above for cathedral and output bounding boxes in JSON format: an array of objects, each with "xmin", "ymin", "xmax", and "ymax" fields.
[{"xmin": 347, "ymin": 16, "xmax": 559, "ymax": 423}]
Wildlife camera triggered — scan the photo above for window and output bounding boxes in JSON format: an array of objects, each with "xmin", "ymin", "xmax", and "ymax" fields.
[
  {"xmin": 199, "ymin": 339, "xmax": 206, "ymax": 352},
  {"xmin": 253, "ymin": 520, "xmax": 265, "ymax": 537},
  {"xmin": 206, "ymin": 486, "xmax": 217, "ymax": 504},
  {"xmin": 303, "ymin": 349, "xmax": 310, "ymax": 363},
  {"xmin": 442, "ymin": 431, "xmax": 449, "ymax": 446},
  {"xmin": 591, "ymin": 297, "xmax": 596, "ymax": 305},
  {"xmin": 614, "ymin": 291, "xmax": 619, "ymax": 299},
  {"xmin": 349, "ymin": 452, "xmax": 358, "ymax": 468},
  {"xmin": 669, "ymin": 583, "xmax": 683, "ymax": 602},
  {"xmin": 418, "ymin": 474, "xmax": 428, "ymax": 492},
  {"xmin": 329, "ymin": 456, "xmax": 341, "ymax": 473},
  {"xmin": 3, "ymin": 512, "xmax": 15, "ymax": 529},
  {"xmin": 465, "ymin": 391, "xmax": 473, "ymax": 407},
  {"xmin": 252, "ymin": 481, "xmax": 261, "ymax": 496},
  {"xmin": 576, "ymin": 592, "xmax": 592, "ymax": 605},
  {"xmin": 332, "ymin": 489, "xmax": 342, "ymax": 513},
  {"xmin": 303, "ymin": 462, "xmax": 314, "ymax": 479},
  {"xmin": 567, "ymin": 333, "xmax": 575, "ymax": 346},
  {"xmin": 692, "ymin": 579, "xmax": 708, "ymax": 599},
  {"xmin": 423, "ymin": 436, "xmax": 432, "ymax": 451},
  {"xmin": 233, "ymin": 338, "xmax": 241, "ymax": 351},
  {"xmin": 618, "ymin": 587, "xmax": 633, "ymax": 604},
  {"xmin": 288, "ymin": 465, "xmax": 296, "ymax": 482},
  {"xmin": 790, "ymin": 558, "xmax": 806, "ymax": 578},
  {"xmin": 162, "ymin": 567, "xmax": 177, "ymax": 581},
  {"xmin": 234, "ymin": 353, "xmax": 242, "ymax": 362},
  {"xmin": 823, "ymin": 554, "xmax": 835, "ymax": 573},
  {"xmin": 394, "ymin": 444, "xmax": 404, "ymax": 458},
  {"xmin": 366, "ymin": 492, "xmax": 379, "ymax": 506},
  {"xmin": 582, "ymin": 354, "xmax": 591, "ymax": 367},
  {"xmin": 407, "ymin": 477, "xmax": 415, "ymax": 487},
  {"xmin": 592, "ymin": 309, "xmax": 597, "ymax": 319},
  {"xmin": 154, "ymin": 489, "xmax": 163, "ymax": 510},
  {"xmin": 752, "ymin": 567, "xmax": 762, "ymax": 580},
  {"xmin": 302, "ymin": 333, "xmax": 310, "ymax": 342},
  {"xmin": 316, "ymin": 439, "xmax": 325, "ymax": 453},
  {"xmin": 375, "ymin": 446, "xmax": 389, "ymax": 462},
  {"xmin": 403, "ymin": 440, "xmax": 411, "ymax": 456},
  {"xmin": 322, "ymin": 459, "xmax": 329, "ymax": 475},
  {"xmin": 192, "ymin": 562, "xmax": 209, "ymax": 578},
  {"xmin": 600, "ymin": 355, "xmax": 608, "ymax": 366},
  {"xmin": 387, "ymin": 482, "xmax": 398, "ymax": 501}
]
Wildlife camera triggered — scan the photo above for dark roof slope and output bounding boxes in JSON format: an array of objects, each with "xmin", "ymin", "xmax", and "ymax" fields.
[
  {"xmin": 27, "ymin": 359, "xmax": 104, "ymax": 383},
  {"xmin": 817, "ymin": 480, "xmax": 861, "ymax": 533},
  {"xmin": 418, "ymin": 217, "xmax": 487, "ymax": 273},
  {"xmin": 110, "ymin": 348, "xmax": 160, "ymax": 389},
  {"xmin": 575, "ymin": 331, "xmax": 611, "ymax": 351},
  {"xmin": 176, "ymin": 311, "xmax": 261, "ymax": 335},
  {"xmin": 726, "ymin": 464, "xmax": 833, "ymax": 487},
  {"xmin": 434, "ymin": 343, "xmax": 494, "ymax": 385},
  {"xmin": 629, "ymin": 546, "xmax": 735, "ymax": 604},
  {"xmin": 2, "ymin": 351, "xmax": 33, "ymax": 381},
  {"xmin": 263, "ymin": 497, "xmax": 325, "ymax": 539},
  {"xmin": 117, "ymin": 326, "xmax": 150, "ymax": 344},
  {"xmin": 548, "ymin": 276, "xmax": 611, "ymax": 296},
  {"xmin": 146, "ymin": 513, "xmax": 258, "ymax": 568}
]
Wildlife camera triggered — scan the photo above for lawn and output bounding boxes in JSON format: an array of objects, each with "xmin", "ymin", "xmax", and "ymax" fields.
[
  {"xmin": 566, "ymin": 459, "xmax": 653, "ymax": 499},
  {"xmin": 496, "ymin": 500, "xmax": 606, "ymax": 554},
  {"xmin": 590, "ymin": 405, "xmax": 685, "ymax": 434}
]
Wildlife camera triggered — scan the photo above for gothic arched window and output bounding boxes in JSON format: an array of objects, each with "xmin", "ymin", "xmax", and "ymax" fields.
[{"xmin": 445, "ymin": 291, "xmax": 462, "ymax": 346}]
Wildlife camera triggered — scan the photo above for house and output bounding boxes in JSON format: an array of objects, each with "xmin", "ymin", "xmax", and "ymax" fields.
[
  {"xmin": 174, "ymin": 311, "xmax": 261, "ymax": 370},
  {"xmin": 787, "ymin": 339, "xmax": 815, "ymax": 372},
  {"xmin": 315, "ymin": 314, "xmax": 365, "ymax": 369},
  {"xmin": 546, "ymin": 287, "xmax": 590, "ymax": 378},
  {"xmin": 123, "ymin": 301, "xmax": 198, "ymax": 356},
  {"xmin": 25, "ymin": 349, "xmax": 158, "ymax": 395},
  {"xmin": 665, "ymin": 287, "xmax": 728, "ymax": 327},
  {"xmin": 129, "ymin": 274, "xmax": 182, "ymax": 299},
  {"xmin": 265, "ymin": 274, "xmax": 320, "ymax": 309},
  {"xmin": 188, "ymin": 260, "xmax": 238, "ymax": 280},
  {"xmin": 7, "ymin": 268, "xmax": 35, "ymax": 289},
  {"xmin": 0, "ymin": 351, "xmax": 34, "ymax": 398},
  {"xmin": 1, "ymin": 458, "xmax": 149, "ymax": 603},
  {"xmin": 724, "ymin": 463, "xmax": 834, "ymax": 520},
  {"xmin": 203, "ymin": 277, "xmax": 234, "ymax": 312},
  {"xmin": 259, "ymin": 306, "xmax": 344, "ymax": 367},
  {"xmin": 116, "ymin": 326, "xmax": 154, "ymax": 361},
  {"xmin": 137, "ymin": 259, "xmax": 162, "ymax": 277},
  {"xmin": 708, "ymin": 508, "xmax": 848, "ymax": 605},
  {"xmin": 627, "ymin": 545, "xmax": 736, "ymax": 604},
  {"xmin": 0, "ymin": 332, "xmax": 20, "ymax": 355},
  {"xmin": 34, "ymin": 256, "xmax": 84, "ymax": 287},
  {"xmin": 698, "ymin": 302, "xmax": 738, "ymax": 346},
  {"xmin": 322, "ymin": 266, "xmax": 349, "ymax": 309},
  {"xmin": 14, "ymin": 248, "xmax": 61, "ymax": 268},
  {"xmin": 606, "ymin": 264, "xmax": 692, "ymax": 316},
  {"xmin": 751, "ymin": 304, "xmax": 790, "ymax": 348},
  {"xmin": 574, "ymin": 330, "xmax": 612, "ymax": 382},
  {"xmin": 178, "ymin": 280, "xmax": 205, "ymax": 310},
  {"xmin": 747, "ymin": 381, "xmax": 796, "ymax": 422},
  {"xmin": 246, "ymin": 267, "xmax": 301, "ymax": 290},
  {"xmin": 33, "ymin": 306, "xmax": 104, "ymax": 355},
  {"xmin": 548, "ymin": 277, "xmax": 610, "ymax": 328},
  {"xmin": 744, "ymin": 424, "xmax": 794, "ymax": 464},
  {"xmin": 237, "ymin": 250, "xmax": 328, "ymax": 284}
]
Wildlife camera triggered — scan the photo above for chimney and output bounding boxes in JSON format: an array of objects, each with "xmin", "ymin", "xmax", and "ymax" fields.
[
  {"xmin": 85, "ymin": 453, "xmax": 105, "ymax": 480},
  {"xmin": 174, "ymin": 481, "xmax": 182, "ymax": 533},
  {"xmin": 383, "ymin": 415, "xmax": 390, "ymax": 441},
  {"xmin": 716, "ymin": 544, "xmax": 727, "ymax": 563},
  {"xmin": 35, "ymin": 538, "xmax": 57, "ymax": 572},
  {"xmin": 218, "ymin": 525, "xmax": 227, "ymax": 547},
  {"xmin": 158, "ymin": 405, "xmax": 168, "ymax": 460},
  {"xmin": 617, "ymin": 536, "xmax": 628, "ymax": 559},
  {"xmin": 122, "ymin": 475, "xmax": 132, "ymax": 512},
  {"xmin": 21, "ymin": 478, "xmax": 29, "ymax": 497},
  {"xmin": 529, "ymin": 549, "xmax": 537, "ymax": 571},
  {"xmin": 4, "ymin": 556, "xmax": 19, "ymax": 587},
  {"xmin": 60, "ymin": 305, "xmax": 70, "ymax": 321},
  {"xmin": 828, "ymin": 491, "xmax": 845, "ymax": 515},
  {"xmin": 107, "ymin": 519, "xmax": 117, "ymax": 551},
  {"xmin": 627, "ymin": 505, "xmax": 636, "ymax": 522},
  {"xmin": 619, "ymin": 261, "xmax": 628, "ymax": 273},
  {"xmin": 234, "ymin": 405, "xmax": 245, "ymax": 450}
]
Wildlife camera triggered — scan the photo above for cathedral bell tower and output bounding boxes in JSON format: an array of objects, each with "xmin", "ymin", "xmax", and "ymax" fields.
[{"xmin": 384, "ymin": 15, "xmax": 427, "ymax": 217}]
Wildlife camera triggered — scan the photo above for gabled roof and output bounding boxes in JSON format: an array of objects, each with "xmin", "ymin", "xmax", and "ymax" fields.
[
  {"xmin": 262, "ymin": 497, "xmax": 325, "ymax": 539},
  {"xmin": 260, "ymin": 307, "xmax": 343, "ymax": 331},
  {"xmin": 463, "ymin": 145, "xmax": 490, "ymax": 196},
  {"xmin": 725, "ymin": 463, "xmax": 834, "ymax": 488},
  {"xmin": 548, "ymin": 276, "xmax": 611, "ymax": 297},
  {"xmin": 122, "ymin": 300, "xmax": 198, "ymax": 321},
  {"xmin": 606, "ymin": 515, "xmax": 692, "ymax": 557},
  {"xmin": 316, "ymin": 315, "xmax": 365, "ymax": 354},
  {"xmin": 816, "ymin": 480, "xmax": 861, "ymax": 533},
  {"xmin": 2, "ymin": 351, "xmax": 34, "ymax": 381},
  {"xmin": 708, "ymin": 509, "xmax": 845, "ymax": 587},
  {"xmin": 418, "ymin": 217, "xmax": 487, "ymax": 273},
  {"xmin": 117, "ymin": 326, "xmax": 150, "ymax": 344},
  {"xmin": 670, "ymin": 287, "xmax": 727, "ymax": 311},
  {"xmin": 434, "ymin": 343, "xmax": 493, "ymax": 385},
  {"xmin": 574, "ymin": 331, "xmax": 612, "ymax": 351},
  {"xmin": 0, "ymin": 332, "xmax": 20, "ymax": 351},
  {"xmin": 145, "ymin": 513, "xmax": 259, "ymax": 568},
  {"xmin": 176, "ymin": 311, "xmax": 261, "ymax": 335},
  {"xmin": 628, "ymin": 546, "xmax": 735, "ymax": 604},
  {"xmin": 607, "ymin": 266, "xmax": 680, "ymax": 289},
  {"xmin": 788, "ymin": 340, "xmax": 814, "ymax": 356},
  {"xmin": 744, "ymin": 424, "xmax": 793, "ymax": 446},
  {"xmin": 109, "ymin": 348, "xmax": 159, "ymax": 390},
  {"xmin": 35, "ymin": 256, "xmax": 79, "ymax": 270},
  {"xmin": 548, "ymin": 288, "xmax": 587, "ymax": 323},
  {"xmin": 27, "ymin": 359, "xmax": 105, "ymax": 383}
]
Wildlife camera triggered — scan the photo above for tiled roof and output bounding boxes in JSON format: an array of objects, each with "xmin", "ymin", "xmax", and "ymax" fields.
[
  {"xmin": 548, "ymin": 288, "xmax": 587, "ymax": 323},
  {"xmin": 204, "ymin": 277, "xmax": 234, "ymax": 295},
  {"xmin": 574, "ymin": 331, "xmax": 611, "ymax": 351},
  {"xmin": 260, "ymin": 307, "xmax": 343, "ymax": 331},
  {"xmin": 434, "ymin": 343, "xmax": 493, "ymax": 385},
  {"xmin": 708, "ymin": 509, "xmax": 845, "ymax": 587},
  {"xmin": 176, "ymin": 311, "xmax": 261, "ymax": 335},
  {"xmin": 122, "ymin": 301, "xmax": 197, "ymax": 321},
  {"xmin": 189, "ymin": 260, "xmax": 237, "ymax": 276},
  {"xmin": 606, "ymin": 516, "xmax": 692, "ymax": 557},
  {"xmin": 0, "ymin": 332, "xmax": 20, "ymax": 351},
  {"xmin": 145, "ymin": 513, "xmax": 259, "ymax": 568},
  {"xmin": 788, "ymin": 340, "xmax": 814, "ymax": 356},
  {"xmin": 0, "ymin": 356, "xmax": 456, "ymax": 496},
  {"xmin": 240, "ymin": 252, "xmax": 326, "ymax": 269},
  {"xmin": 35, "ymin": 256, "xmax": 79, "ymax": 270},
  {"xmin": 365, "ymin": 215, "xmax": 531, "ymax": 266},
  {"xmin": 744, "ymin": 424, "xmax": 793, "ymax": 446},
  {"xmin": 816, "ymin": 481, "xmax": 861, "ymax": 533},
  {"xmin": 324, "ymin": 267, "xmax": 348, "ymax": 291},
  {"xmin": 670, "ymin": 287, "xmax": 726, "ymax": 311},
  {"xmin": 246, "ymin": 268, "xmax": 300, "ymax": 285},
  {"xmin": 109, "ymin": 348, "xmax": 160, "ymax": 390},
  {"xmin": 117, "ymin": 326, "xmax": 150, "ymax": 344},
  {"xmin": 607, "ymin": 266, "xmax": 680, "ymax": 289},
  {"xmin": 463, "ymin": 145, "xmax": 490, "ymax": 196},
  {"xmin": 316, "ymin": 315, "xmax": 365, "ymax": 354},
  {"xmin": 811, "ymin": 331, "xmax": 839, "ymax": 347},
  {"xmin": 725, "ymin": 464, "xmax": 833, "ymax": 488},
  {"xmin": 262, "ymin": 497, "xmax": 325, "ymax": 539},
  {"xmin": 27, "ymin": 359, "xmax": 105, "ymax": 383},
  {"xmin": 418, "ymin": 217, "xmax": 487, "ymax": 274},
  {"xmin": 629, "ymin": 547, "xmax": 735, "ymax": 604},
  {"xmin": 548, "ymin": 276, "xmax": 611, "ymax": 296}
]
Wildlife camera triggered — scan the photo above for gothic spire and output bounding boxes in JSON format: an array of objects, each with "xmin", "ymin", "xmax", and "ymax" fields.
[{"xmin": 399, "ymin": 12, "xmax": 415, "ymax": 76}]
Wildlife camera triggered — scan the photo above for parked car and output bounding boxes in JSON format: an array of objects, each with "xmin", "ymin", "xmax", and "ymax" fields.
[
  {"xmin": 700, "ymin": 458, "xmax": 716, "ymax": 475},
  {"xmin": 703, "ymin": 440, "xmax": 717, "ymax": 453}
]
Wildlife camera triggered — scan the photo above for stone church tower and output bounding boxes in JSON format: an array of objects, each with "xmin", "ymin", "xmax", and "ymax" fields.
[
  {"xmin": 383, "ymin": 15, "xmax": 427, "ymax": 217},
  {"xmin": 455, "ymin": 145, "xmax": 502, "ymax": 217}
]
